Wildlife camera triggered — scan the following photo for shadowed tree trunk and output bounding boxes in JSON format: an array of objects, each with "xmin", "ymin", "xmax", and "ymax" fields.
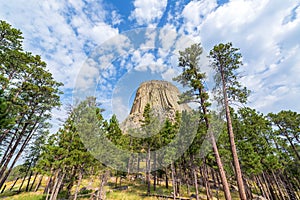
[
  {"xmin": 25, "ymin": 170, "xmax": 33, "ymax": 192},
  {"xmin": 171, "ymin": 163, "xmax": 176, "ymax": 200},
  {"xmin": 74, "ymin": 168, "xmax": 83, "ymax": 200},
  {"xmin": 34, "ymin": 175, "xmax": 43, "ymax": 192},
  {"xmin": 29, "ymin": 172, "xmax": 38, "ymax": 191},
  {"xmin": 10, "ymin": 177, "xmax": 19, "ymax": 191}
]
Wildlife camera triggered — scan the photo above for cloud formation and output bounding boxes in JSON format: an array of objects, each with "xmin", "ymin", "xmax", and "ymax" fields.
[
  {"xmin": 129, "ymin": 0, "xmax": 168, "ymax": 26},
  {"xmin": 1, "ymin": 0, "xmax": 300, "ymax": 124}
]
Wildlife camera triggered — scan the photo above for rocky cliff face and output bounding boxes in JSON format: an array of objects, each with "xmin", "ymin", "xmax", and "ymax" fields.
[{"xmin": 121, "ymin": 80, "xmax": 190, "ymax": 132}]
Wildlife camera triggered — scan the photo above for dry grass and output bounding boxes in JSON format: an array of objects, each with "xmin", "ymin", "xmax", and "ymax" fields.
[{"xmin": 0, "ymin": 175, "xmax": 241, "ymax": 200}]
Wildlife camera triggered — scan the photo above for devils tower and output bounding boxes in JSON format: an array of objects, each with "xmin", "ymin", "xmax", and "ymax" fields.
[{"xmin": 121, "ymin": 80, "xmax": 190, "ymax": 131}]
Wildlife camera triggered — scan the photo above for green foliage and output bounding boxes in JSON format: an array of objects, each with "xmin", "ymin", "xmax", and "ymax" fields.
[
  {"xmin": 0, "ymin": 20, "xmax": 23, "ymax": 52},
  {"xmin": 0, "ymin": 20, "xmax": 63, "ymax": 190},
  {"xmin": 173, "ymin": 43, "xmax": 210, "ymax": 108},
  {"xmin": 0, "ymin": 89, "xmax": 14, "ymax": 132},
  {"xmin": 6, "ymin": 165, "xmax": 27, "ymax": 181},
  {"xmin": 209, "ymin": 42, "xmax": 250, "ymax": 104}
]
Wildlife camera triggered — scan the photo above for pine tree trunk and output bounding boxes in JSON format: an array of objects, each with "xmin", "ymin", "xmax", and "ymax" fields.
[
  {"xmin": 243, "ymin": 176, "xmax": 253, "ymax": 199},
  {"xmin": 197, "ymin": 84, "xmax": 232, "ymax": 200},
  {"xmin": 174, "ymin": 163, "xmax": 180, "ymax": 197},
  {"xmin": 219, "ymin": 67, "xmax": 247, "ymax": 200},
  {"xmin": 188, "ymin": 155, "xmax": 199, "ymax": 200},
  {"xmin": 127, "ymin": 138, "xmax": 133, "ymax": 176},
  {"xmin": 281, "ymin": 173, "xmax": 297, "ymax": 200},
  {"xmin": 137, "ymin": 155, "xmax": 140, "ymax": 172},
  {"xmin": 44, "ymin": 176, "xmax": 52, "ymax": 194},
  {"xmin": 192, "ymin": 166, "xmax": 199, "ymax": 200},
  {"xmin": 0, "ymin": 184, "xmax": 6, "ymax": 193},
  {"xmin": 202, "ymin": 163, "xmax": 212, "ymax": 200},
  {"xmin": 0, "ymin": 112, "xmax": 32, "ymax": 174},
  {"xmin": 282, "ymin": 129, "xmax": 300, "ymax": 160},
  {"xmin": 10, "ymin": 177, "xmax": 19, "ymax": 191},
  {"xmin": 74, "ymin": 168, "xmax": 83, "ymax": 200},
  {"xmin": 265, "ymin": 172, "xmax": 277, "ymax": 200},
  {"xmin": 50, "ymin": 172, "xmax": 65, "ymax": 200},
  {"xmin": 211, "ymin": 169, "xmax": 220, "ymax": 199},
  {"xmin": 146, "ymin": 144, "xmax": 151, "ymax": 195},
  {"xmin": 262, "ymin": 172, "xmax": 274, "ymax": 200},
  {"xmin": 216, "ymin": 170, "xmax": 222, "ymax": 200},
  {"xmin": 127, "ymin": 154, "xmax": 132, "ymax": 177},
  {"xmin": 183, "ymin": 161, "xmax": 190, "ymax": 197},
  {"xmin": 18, "ymin": 166, "xmax": 31, "ymax": 192},
  {"xmin": 271, "ymin": 171, "xmax": 285, "ymax": 200},
  {"xmin": 98, "ymin": 170, "xmax": 110, "ymax": 200},
  {"xmin": 66, "ymin": 166, "xmax": 76, "ymax": 196},
  {"xmin": 171, "ymin": 163, "xmax": 176, "ymax": 200},
  {"xmin": 29, "ymin": 172, "xmax": 38, "ymax": 192},
  {"xmin": 255, "ymin": 175, "xmax": 267, "ymax": 199},
  {"xmin": 259, "ymin": 174, "xmax": 270, "ymax": 200},
  {"xmin": 0, "ymin": 122, "xmax": 38, "ymax": 189},
  {"xmin": 49, "ymin": 171, "xmax": 60, "ymax": 200},
  {"xmin": 0, "ymin": 133, "xmax": 16, "ymax": 167},
  {"xmin": 165, "ymin": 168, "xmax": 169, "ymax": 189},
  {"xmin": 34, "ymin": 175, "xmax": 43, "ymax": 192},
  {"xmin": 0, "ymin": 133, "xmax": 23, "ymax": 179},
  {"xmin": 153, "ymin": 152, "xmax": 157, "ymax": 191},
  {"xmin": 25, "ymin": 170, "xmax": 33, "ymax": 192}
]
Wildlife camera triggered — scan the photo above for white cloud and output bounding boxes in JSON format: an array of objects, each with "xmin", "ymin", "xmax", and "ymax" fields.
[
  {"xmin": 129, "ymin": 0, "xmax": 168, "ymax": 26},
  {"xmin": 181, "ymin": 0, "xmax": 217, "ymax": 34},
  {"xmin": 159, "ymin": 24, "xmax": 177, "ymax": 52},
  {"xmin": 194, "ymin": 0, "xmax": 300, "ymax": 113},
  {"xmin": 161, "ymin": 68, "xmax": 180, "ymax": 82},
  {"xmin": 2, "ymin": 0, "xmax": 300, "ymax": 121},
  {"xmin": 0, "ymin": 0, "xmax": 119, "ymax": 90}
]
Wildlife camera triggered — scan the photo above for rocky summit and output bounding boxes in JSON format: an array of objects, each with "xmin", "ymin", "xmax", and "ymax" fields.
[{"xmin": 121, "ymin": 80, "xmax": 191, "ymax": 132}]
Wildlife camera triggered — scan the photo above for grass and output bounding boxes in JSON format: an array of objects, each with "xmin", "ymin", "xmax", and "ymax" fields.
[
  {"xmin": 0, "ymin": 191, "xmax": 45, "ymax": 200},
  {"xmin": 0, "ymin": 175, "xmax": 241, "ymax": 200}
]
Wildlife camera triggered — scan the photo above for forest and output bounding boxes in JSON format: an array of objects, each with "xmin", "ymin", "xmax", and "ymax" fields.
[{"xmin": 0, "ymin": 20, "xmax": 299, "ymax": 200}]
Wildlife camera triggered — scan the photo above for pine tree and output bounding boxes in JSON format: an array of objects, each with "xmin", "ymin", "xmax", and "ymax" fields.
[
  {"xmin": 209, "ymin": 42, "xmax": 250, "ymax": 200},
  {"xmin": 174, "ymin": 43, "xmax": 231, "ymax": 200},
  {"xmin": 0, "ymin": 21, "xmax": 62, "ymax": 189},
  {"xmin": 140, "ymin": 103, "xmax": 161, "ymax": 195}
]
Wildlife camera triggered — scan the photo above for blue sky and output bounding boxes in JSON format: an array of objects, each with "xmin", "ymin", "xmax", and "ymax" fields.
[{"xmin": 1, "ymin": 0, "xmax": 300, "ymax": 128}]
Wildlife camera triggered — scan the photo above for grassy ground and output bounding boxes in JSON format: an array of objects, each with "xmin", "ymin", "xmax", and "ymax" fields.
[{"xmin": 0, "ymin": 175, "xmax": 241, "ymax": 200}]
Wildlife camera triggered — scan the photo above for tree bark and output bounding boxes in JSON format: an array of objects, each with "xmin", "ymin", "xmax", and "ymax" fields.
[
  {"xmin": 44, "ymin": 175, "xmax": 53, "ymax": 194},
  {"xmin": 197, "ymin": 84, "xmax": 232, "ymax": 200},
  {"xmin": 0, "ymin": 184, "xmax": 6, "ymax": 193},
  {"xmin": 220, "ymin": 67, "xmax": 247, "ymax": 200},
  {"xmin": 280, "ymin": 128, "xmax": 300, "ymax": 161},
  {"xmin": 271, "ymin": 171, "xmax": 285, "ymax": 200},
  {"xmin": 74, "ymin": 168, "xmax": 83, "ymax": 200},
  {"xmin": 171, "ymin": 163, "xmax": 176, "ymax": 200},
  {"xmin": 98, "ymin": 170, "xmax": 110, "ymax": 200},
  {"xmin": 29, "ymin": 172, "xmax": 38, "ymax": 192},
  {"xmin": 34, "ymin": 175, "xmax": 43, "ymax": 192},
  {"xmin": 10, "ymin": 177, "xmax": 19, "ymax": 191},
  {"xmin": 0, "ymin": 129, "xmax": 36, "ymax": 189},
  {"xmin": 50, "ymin": 171, "xmax": 65, "ymax": 200},
  {"xmin": 188, "ymin": 155, "xmax": 199, "ymax": 200},
  {"xmin": 193, "ymin": 166, "xmax": 199, "ymax": 200},
  {"xmin": 18, "ymin": 165, "xmax": 31, "ymax": 192},
  {"xmin": 146, "ymin": 144, "xmax": 151, "ymax": 195},
  {"xmin": 259, "ymin": 174, "xmax": 270, "ymax": 200},
  {"xmin": 25, "ymin": 170, "xmax": 33, "ymax": 192},
  {"xmin": 165, "ymin": 167, "xmax": 169, "ymax": 189},
  {"xmin": 0, "ymin": 113, "xmax": 41, "ymax": 189},
  {"xmin": 243, "ymin": 176, "xmax": 253, "ymax": 199},
  {"xmin": 202, "ymin": 162, "xmax": 212, "ymax": 200},
  {"xmin": 153, "ymin": 152, "xmax": 157, "ymax": 191},
  {"xmin": 0, "ymin": 133, "xmax": 16, "ymax": 167}
]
